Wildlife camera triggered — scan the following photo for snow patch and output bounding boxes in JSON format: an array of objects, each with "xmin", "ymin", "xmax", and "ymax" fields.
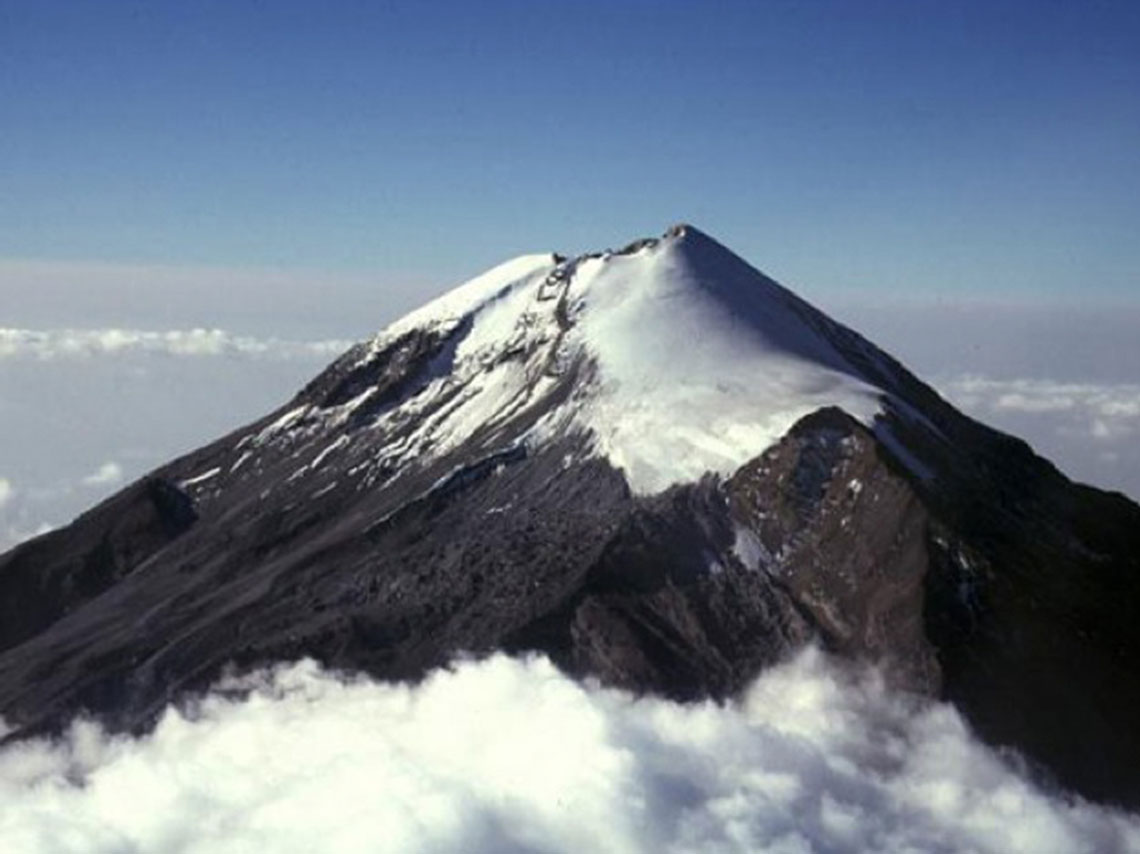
[
  {"xmin": 369, "ymin": 254, "xmax": 557, "ymax": 351},
  {"xmin": 254, "ymin": 405, "xmax": 310, "ymax": 445},
  {"xmin": 310, "ymin": 435, "xmax": 350, "ymax": 470},
  {"xmin": 181, "ymin": 467, "xmax": 221, "ymax": 488},
  {"xmin": 732, "ymin": 525, "xmax": 771, "ymax": 572},
  {"xmin": 342, "ymin": 228, "xmax": 884, "ymax": 496},
  {"xmin": 311, "ymin": 481, "xmax": 338, "ymax": 500},
  {"xmin": 563, "ymin": 235, "xmax": 880, "ymax": 492}
]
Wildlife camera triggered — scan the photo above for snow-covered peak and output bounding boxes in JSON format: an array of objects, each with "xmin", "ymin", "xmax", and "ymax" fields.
[
  {"xmin": 550, "ymin": 226, "xmax": 882, "ymax": 491},
  {"xmin": 285, "ymin": 226, "xmax": 888, "ymax": 496},
  {"xmin": 568, "ymin": 222, "xmax": 859, "ymax": 378}
]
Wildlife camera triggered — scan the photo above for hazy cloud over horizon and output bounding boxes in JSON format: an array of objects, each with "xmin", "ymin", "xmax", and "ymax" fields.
[
  {"xmin": 936, "ymin": 375, "xmax": 1140, "ymax": 499},
  {"xmin": 0, "ymin": 327, "xmax": 353, "ymax": 361},
  {"xmin": 0, "ymin": 258, "xmax": 426, "ymax": 342}
]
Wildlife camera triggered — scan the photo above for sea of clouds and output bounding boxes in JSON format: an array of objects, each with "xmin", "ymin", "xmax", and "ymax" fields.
[{"xmin": 2, "ymin": 648, "xmax": 1138, "ymax": 854}]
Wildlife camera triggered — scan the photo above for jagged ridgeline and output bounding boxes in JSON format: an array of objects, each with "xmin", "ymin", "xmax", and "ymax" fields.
[{"xmin": 2, "ymin": 225, "xmax": 1139, "ymax": 807}]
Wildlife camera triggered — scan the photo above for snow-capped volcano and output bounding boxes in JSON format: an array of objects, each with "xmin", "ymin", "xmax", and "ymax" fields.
[{"xmin": 2, "ymin": 225, "xmax": 1139, "ymax": 810}]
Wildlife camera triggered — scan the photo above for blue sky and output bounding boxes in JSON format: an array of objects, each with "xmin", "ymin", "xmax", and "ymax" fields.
[{"xmin": 3, "ymin": 0, "xmax": 1138, "ymax": 298}]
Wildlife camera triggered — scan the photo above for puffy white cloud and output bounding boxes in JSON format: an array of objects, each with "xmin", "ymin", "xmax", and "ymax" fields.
[
  {"xmin": 0, "ymin": 328, "xmax": 352, "ymax": 361},
  {"xmin": 81, "ymin": 462, "xmax": 124, "ymax": 488},
  {"xmin": 1, "ymin": 650, "xmax": 1136, "ymax": 854}
]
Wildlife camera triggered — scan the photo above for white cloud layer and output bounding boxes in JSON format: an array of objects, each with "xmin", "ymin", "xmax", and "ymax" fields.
[
  {"xmin": 945, "ymin": 376, "xmax": 1140, "ymax": 438},
  {"xmin": 0, "ymin": 478, "xmax": 12, "ymax": 508},
  {"xmin": 938, "ymin": 375, "xmax": 1140, "ymax": 499},
  {"xmin": 1, "ymin": 650, "xmax": 1137, "ymax": 854},
  {"xmin": 81, "ymin": 462, "xmax": 124, "ymax": 488},
  {"xmin": 0, "ymin": 328, "xmax": 352, "ymax": 361}
]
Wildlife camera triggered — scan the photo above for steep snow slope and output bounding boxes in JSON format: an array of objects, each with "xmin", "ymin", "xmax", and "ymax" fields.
[{"xmin": 335, "ymin": 225, "xmax": 882, "ymax": 494}]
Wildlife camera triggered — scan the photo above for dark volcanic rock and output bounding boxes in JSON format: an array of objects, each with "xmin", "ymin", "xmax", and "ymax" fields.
[
  {"xmin": 2, "ymin": 225, "xmax": 1139, "ymax": 810},
  {"xmin": 0, "ymin": 477, "xmax": 196, "ymax": 654}
]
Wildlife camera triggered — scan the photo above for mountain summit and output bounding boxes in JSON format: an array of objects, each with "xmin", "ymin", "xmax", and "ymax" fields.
[{"xmin": 2, "ymin": 226, "xmax": 1139, "ymax": 807}]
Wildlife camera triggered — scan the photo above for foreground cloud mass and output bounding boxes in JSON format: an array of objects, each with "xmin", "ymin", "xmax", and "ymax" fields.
[{"xmin": 2, "ymin": 650, "xmax": 1137, "ymax": 854}]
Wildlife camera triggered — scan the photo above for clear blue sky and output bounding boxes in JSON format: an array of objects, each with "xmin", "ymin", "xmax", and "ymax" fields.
[{"xmin": 3, "ymin": 0, "xmax": 1138, "ymax": 298}]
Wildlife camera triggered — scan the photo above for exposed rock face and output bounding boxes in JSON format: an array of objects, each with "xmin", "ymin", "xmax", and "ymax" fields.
[
  {"xmin": 0, "ymin": 478, "xmax": 196, "ymax": 653},
  {"xmin": 1, "ymin": 226, "xmax": 1139, "ymax": 809}
]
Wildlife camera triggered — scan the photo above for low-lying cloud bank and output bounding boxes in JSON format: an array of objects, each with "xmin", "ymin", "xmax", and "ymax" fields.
[
  {"xmin": 0, "ymin": 327, "xmax": 353, "ymax": 360},
  {"xmin": 2, "ymin": 650, "xmax": 1137, "ymax": 854},
  {"xmin": 944, "ymin": 376, "xmax": 1140, "ymax": 440},
  {"xmin": 938, "ymin": 375, "xmax": 1140, "ymax": 500}
]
